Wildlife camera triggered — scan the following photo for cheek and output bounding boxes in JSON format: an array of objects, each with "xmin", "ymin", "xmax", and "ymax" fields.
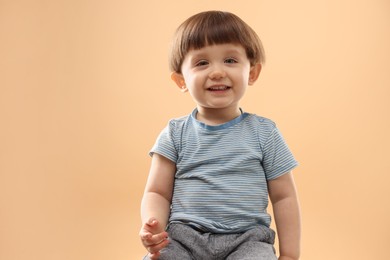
[
  {"xmin": 233, "ymin": 71, "xmax": 250, "ymax": 84},
  {"xmin": 184, "ymin": 74, "xmax": 202, "ymax": 87},
  {"xmin": 182, "ymin": 70, "xmax": 194, "ymax": 84},
  {"xmin": 243, "ymin": 70, "xmax": 252, "ymax": 84}
]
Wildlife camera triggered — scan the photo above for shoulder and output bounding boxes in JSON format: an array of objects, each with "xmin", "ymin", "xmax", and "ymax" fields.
[
  {"xmin": 159, "ymin": 114, "xmax": 192, "ymax": 140},
  {"xmin": 166, "ymin": 114, "xmax": 191, "ymax": 130},
  {"xmin": 240, "ymin": 113, "xmax": 282, "ymax": 147},
  {"xmin": 243, "ymin": 113, "xmax": 277, "ymax": 131}
]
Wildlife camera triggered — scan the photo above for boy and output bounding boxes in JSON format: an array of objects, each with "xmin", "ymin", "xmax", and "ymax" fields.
[{"xmin": 140, "ymin": 10, "xmax": 301, "ymax": 260}]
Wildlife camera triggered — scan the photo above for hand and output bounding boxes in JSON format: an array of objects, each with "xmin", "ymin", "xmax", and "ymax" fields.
[{"xmin": 139, "ymin": 218, "xmax": 169, "ymax": 260}]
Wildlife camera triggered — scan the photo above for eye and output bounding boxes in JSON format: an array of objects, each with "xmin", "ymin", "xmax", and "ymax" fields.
[
  {"xmin": 195, "ymin": 60, "xmax": 209, "ymax": 67},
  {"xmin": 224, "ymin": 58, "xmax": 238, "ymax": 64}
]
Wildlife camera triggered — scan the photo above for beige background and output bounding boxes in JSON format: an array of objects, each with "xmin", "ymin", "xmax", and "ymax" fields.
[{"xmin": 1, "ymin": 0, "xmax": 389, "ymax": 259}]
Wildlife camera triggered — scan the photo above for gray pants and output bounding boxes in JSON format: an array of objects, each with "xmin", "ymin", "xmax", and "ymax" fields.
[{"xmin": 144, "ymin": 223, "xmax": 277, "ymax": 260}]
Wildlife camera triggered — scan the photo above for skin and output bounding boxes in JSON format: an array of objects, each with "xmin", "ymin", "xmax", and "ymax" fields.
[
  {"xmin": 140, "ymin": 43, "xmax": 301, "ymax": 260},
  {"xmin": 173, "ymin": 43, "xmax": 261, "ymax": 125}
]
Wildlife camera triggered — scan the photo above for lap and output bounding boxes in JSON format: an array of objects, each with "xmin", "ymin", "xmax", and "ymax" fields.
[{"xmin": 143, "ymin": 223, "xmax": 277, "ymax": 260}]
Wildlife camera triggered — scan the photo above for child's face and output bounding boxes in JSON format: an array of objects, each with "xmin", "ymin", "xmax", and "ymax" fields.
[{"xmin": 172, "ymin": 43, "xmax": 260, "ymax": 113}]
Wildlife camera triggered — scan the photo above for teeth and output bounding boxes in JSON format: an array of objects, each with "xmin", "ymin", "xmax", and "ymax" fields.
[{"xmin": 209, "ymin": 86, "xmax": 228, "ymax": 90}]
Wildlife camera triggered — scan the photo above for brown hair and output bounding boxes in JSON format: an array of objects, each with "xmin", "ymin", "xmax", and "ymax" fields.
[{"xmin": 169, "ymin": 10, "xmax": 265, "ymax": 73}]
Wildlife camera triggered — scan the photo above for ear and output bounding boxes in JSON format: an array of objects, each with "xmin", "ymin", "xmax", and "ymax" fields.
[
  {"xmin": 171, "ymin": 72, "xmax": 188, "ymax": 93},
  {"xmin": 248, "ymin": 63, "xmax": 262, "ymax": 86}
]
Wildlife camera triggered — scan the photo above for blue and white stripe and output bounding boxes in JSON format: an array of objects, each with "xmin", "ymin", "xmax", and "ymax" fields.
[{"xmin": 150, "ymin": 108, "xmax": 298, "ymax": 233}]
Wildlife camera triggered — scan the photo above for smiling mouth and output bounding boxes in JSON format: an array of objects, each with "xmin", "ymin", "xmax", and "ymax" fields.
[{"xmin": 207, "ymin": 86, "xmax": 231, "ymax": 91}]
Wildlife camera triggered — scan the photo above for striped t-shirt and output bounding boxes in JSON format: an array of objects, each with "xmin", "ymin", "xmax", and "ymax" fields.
[{"xmin": 150, "ymin": 108, "xmax": 298, "ymax": 233}]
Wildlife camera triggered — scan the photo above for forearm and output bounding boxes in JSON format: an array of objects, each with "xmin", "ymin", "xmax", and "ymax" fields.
[
  {"xmin": 141, "ymin": 191, "xmax": 171, "ymax": 232},
  {"xmin": 273, "ymin": 196, "xmax": 301, "ymax": 260}
]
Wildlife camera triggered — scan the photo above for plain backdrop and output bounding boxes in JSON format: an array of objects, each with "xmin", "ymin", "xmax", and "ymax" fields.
[{"xmin": 1, "ymin": 0, "xmax": 389, "ymax": 259}]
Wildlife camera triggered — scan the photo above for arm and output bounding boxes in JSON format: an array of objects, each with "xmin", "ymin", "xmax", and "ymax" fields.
[
  {"xmin": 140, "ymin": 153, "xmax": 176, "ymax": 259},
  {"xmin": 268, "ymin": 172, "xmax": 301, "ymax": 260}
]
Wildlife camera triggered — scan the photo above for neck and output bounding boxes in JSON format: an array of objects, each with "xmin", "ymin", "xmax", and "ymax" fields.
[{"xmin": 195, "ymin": 106, "xmax": 242, "ymax": 126}]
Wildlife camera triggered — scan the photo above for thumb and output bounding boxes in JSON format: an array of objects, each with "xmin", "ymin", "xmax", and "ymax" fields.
[
  {"xmin": 146, "ymin": 218, "xmax": 158, "ymax": 227},
  {"xmin": 142, "ymin": 218, "xmax": 159, "ymax": 234}
]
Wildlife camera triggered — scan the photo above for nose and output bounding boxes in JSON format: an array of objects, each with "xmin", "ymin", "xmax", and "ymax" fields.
[{"xmin": 208, "ymin": 64, "xmax": 226, "ymax": 80}]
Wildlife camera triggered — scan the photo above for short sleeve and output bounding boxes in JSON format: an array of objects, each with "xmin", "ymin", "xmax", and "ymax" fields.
[
  {"xmin": 262, "ymin": 126, "xmax": 298, "ymax": 180},
  {"xmin": 149, "ymin": 121, "xmax": 178, "ymax": 163}
]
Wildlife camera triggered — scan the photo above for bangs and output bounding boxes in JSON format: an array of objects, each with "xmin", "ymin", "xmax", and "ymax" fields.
[
  {"xmin": 184, "ymin": 12, "xmax": 246, "ymax": 50},
  {"xmin": 170, "ymin": 11, "xmax": 265, "ymax": 73}
]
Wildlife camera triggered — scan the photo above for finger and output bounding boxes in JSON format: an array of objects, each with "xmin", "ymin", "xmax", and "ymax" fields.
[
  {"xmin": 141, "ymin": 219, "xmax": 159, "ymax": 236},
  {"xmin": 146, "ymin": 218, "xmax": 157, "ymax": 225},
  {"xmin": 139, "ymin": 230, "xmax": 152, "ymax": 241},
  {"xmin": 146, "ymin": 231, "xmax": 168, "ymax": 246},
  {"xmin": 145, "ymin": 218, "xmax": 158, "ymax": 227},
  {"xmin": 147, "ymin": 237, "xmax": 169, "ymax": 254}
]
